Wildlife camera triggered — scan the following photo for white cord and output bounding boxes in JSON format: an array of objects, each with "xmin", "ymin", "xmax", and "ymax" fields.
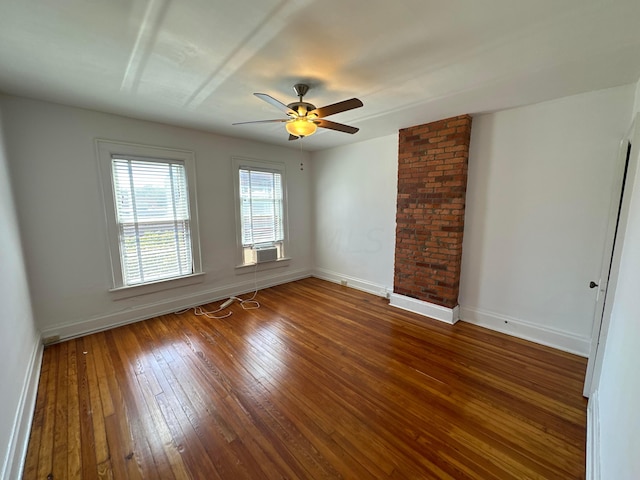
[
  {"xmin": 194, "ymin": 305, "xmax": 233, "ymax": 319},
  {"xmin": 234, "ymin": 293, "xmax": 260, "ymax": 310},
  {"xmin": 173, "ymin": 304, "xmax": 232, "ymax": 319},
  {"xmin": 173, "ymin": 263, "xmax": 260, "ymax": 317},
  {"xmin": 233, "ymin": 262, "xmax": 260, "ymax": 310}
]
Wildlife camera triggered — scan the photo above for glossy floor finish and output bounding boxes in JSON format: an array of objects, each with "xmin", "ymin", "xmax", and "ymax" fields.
[{"xmin": 23, "ymin": 278, "xmax": 588, "ymax": 479}]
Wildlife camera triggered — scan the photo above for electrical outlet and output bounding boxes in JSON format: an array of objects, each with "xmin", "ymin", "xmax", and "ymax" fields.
[{"xmin": 340, "ymin": 280, "xmax": 347, "ymax": 286}]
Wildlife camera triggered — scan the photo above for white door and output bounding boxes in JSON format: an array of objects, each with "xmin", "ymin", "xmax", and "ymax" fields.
[{"xmin": 583, "ymin": 119, "xmax": 640, "ymax": 397}]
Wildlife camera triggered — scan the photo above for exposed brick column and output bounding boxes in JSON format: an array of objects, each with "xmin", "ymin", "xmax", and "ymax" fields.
[{"xmin": 394, "ymin": 115, "xmax": 472, "ymax": 309}]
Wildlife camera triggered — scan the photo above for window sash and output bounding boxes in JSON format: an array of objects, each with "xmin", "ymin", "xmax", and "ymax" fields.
[
  {"xmin": 239, "ymin": 168, "xmax": 284, "ymax": 247},
  {"xmin": 112, "ymin": 157, "xmax": 194, "ymax": 285}
]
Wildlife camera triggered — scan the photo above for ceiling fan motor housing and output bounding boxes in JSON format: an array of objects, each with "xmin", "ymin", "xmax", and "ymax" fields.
[
  {"xmin": 293, "ymin": 83, "xmax": 310, "ymax": 98},
  {"xmin": 287, "ymin": 101, "xmax": 317, "ymax": 117}
]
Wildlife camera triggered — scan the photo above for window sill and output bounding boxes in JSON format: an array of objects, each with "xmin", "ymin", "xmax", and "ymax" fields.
[
  {"xmin": 235, "ymin": 257, "xmax": 291, "ymax": 274},
  {"xmin": 109, "ymin": 272, "xmax": 205, "ymax": 300}
]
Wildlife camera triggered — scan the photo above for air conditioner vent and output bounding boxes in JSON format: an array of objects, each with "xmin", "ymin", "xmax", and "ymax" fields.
[{"xmin": 252, "ymin": 246, "xmax": 278, "ymax": 264}]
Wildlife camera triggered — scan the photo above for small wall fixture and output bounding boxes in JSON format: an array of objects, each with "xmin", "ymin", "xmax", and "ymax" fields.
[{"xmin": 285, "ymin": 118, "xmax": 318, "ymax": 138}]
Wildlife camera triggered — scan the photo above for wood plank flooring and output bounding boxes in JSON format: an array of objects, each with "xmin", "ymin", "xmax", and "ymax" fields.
[{"xmin": 23, "ymin": 277, "xmax": 588, "ymax": 479}]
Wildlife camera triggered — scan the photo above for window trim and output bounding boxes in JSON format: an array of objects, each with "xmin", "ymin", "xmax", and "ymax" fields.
[
  {"xmin": 96, "ymin": 139, "xmax": 203, "ymax": 295},
  {"xmin": 232, "ymin": 157, "xmax": 290, "ymax": 268}
]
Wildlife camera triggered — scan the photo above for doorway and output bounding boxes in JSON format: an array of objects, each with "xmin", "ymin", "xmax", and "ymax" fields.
[{"xmin": 583, "ymin": 120, "xmax": 639, "ymax": 397}]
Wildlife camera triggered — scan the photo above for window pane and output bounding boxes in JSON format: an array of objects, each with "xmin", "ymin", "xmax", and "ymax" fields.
[
  {"xmin": 112, "ymin": 158, "xmax": 193, "ymax": 285},
  {"xmin": 239, "ymin": 168, "xmax": 283, "ymax": 247}
]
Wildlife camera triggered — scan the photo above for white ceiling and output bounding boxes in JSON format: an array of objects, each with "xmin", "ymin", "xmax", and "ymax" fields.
[{"xmin": 1, "ymin": 0, "xmax": 639, "ymax": 151}]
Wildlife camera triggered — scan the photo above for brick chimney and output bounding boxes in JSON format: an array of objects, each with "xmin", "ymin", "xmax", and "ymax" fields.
[{"xmin": 391, "ymin": 115, "xmax": 472, "ymax": 323}]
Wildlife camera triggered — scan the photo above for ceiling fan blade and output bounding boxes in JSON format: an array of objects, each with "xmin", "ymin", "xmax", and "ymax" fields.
[
  {"xmin": 232, "ymin": 119, "xmax": 288, "ymax": 125},
  {"xmin": 315, "ymin": 119, "xmax": 359, "ymax": 134},
  {"xmin": 310, "ymin": 98, "xmax": 363, "ymax": 118},
  {"xmin": 254, "ymin": 93, "xmax": 296, "ymax": 115}
]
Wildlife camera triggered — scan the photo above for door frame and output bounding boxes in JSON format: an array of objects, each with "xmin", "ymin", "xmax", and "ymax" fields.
[{"xmin": 583, "ymin": 116, "xmax": 640, "ymax": 397}]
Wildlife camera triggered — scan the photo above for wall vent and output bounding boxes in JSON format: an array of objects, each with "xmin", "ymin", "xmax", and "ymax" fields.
[{"xmin": 252, "ymin": 246, "xmax": 278, "ymax": 264}]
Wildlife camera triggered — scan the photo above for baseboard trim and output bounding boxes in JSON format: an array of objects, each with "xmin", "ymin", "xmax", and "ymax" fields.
[
  {"xmin": 41, "ymin": 268, "xmax": 312, "ymax": 341},
  {"xmin": 389, "ymin": 293, "xmax": 460, "ymax": 324},
  {"xmin": 2, "ymin": 335, "xmax": 43, "ymax": 480},
  {"xmin": 459, "ymin": 305, "xmax": 590, "ymax": 357},
  {"xmin": 586, "ymin": 391, "xmax": 601, "ymax": 480},
  {"xmin": 312, "ymin": 268, "xmax": 390, "ymax": 298}
]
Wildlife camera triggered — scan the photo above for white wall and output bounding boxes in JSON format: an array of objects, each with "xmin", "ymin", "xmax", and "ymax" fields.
[
  {"xmin": 0, "ymin": 106, "xmax": 41, "ymax": 479},
  {"xmin": 1, "ymin": 95, "xmax": 312, "ymax": 338},
  {"xmin": 595, "ymin": 83, "xmax": 640, "ymax": 480},
  {"xmin": 459, "ymin": 85, "xmax": 634, "ymax": 355},
  {"xmin": 311, "ymin": 134, "xmax": 398, "ymax": 295},
  {"xmin": 633, "ymin": 79, "xmax": 640, "ymax": 116}
]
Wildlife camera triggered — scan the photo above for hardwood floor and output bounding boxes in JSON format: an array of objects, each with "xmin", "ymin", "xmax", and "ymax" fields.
[{"xmin": 23, "ymin": 277, "xmax": 588, "ymax": 479}]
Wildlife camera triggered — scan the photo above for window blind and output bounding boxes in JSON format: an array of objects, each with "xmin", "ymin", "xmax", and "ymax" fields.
[
  {"xmin": 239, "ymin": 168, "xmax": 283, "ymax": 247},
  {"xmin": 112, "ymin": 157, "xmax": 193, "ymax": 285}
]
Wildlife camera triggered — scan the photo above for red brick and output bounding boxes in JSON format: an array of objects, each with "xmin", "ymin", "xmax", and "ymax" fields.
[
  {"xmin": 394, "ymin": 114, "xmax": 472, "ymax": 308},
  {"xmin": 446, "ymin": 118, "xmax": 470, "ymax": 128}
]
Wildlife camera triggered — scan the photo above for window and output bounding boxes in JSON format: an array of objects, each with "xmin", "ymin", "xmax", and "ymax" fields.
[
  {"xmin": 112, "ymin": 158, "xmax": 192, "ymax": 285},
  {"xmin": 233, "ymin": 158, "xmax": 288, "ymax": 266},
  {"xmin": 97, "ymin": 140, "xmax": 202, "ymax": 294}
]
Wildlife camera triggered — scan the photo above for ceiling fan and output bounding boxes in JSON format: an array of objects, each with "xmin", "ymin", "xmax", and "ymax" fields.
[{"xmin": 233, "ymin": 83, "xmax": 363, "ymax": 140}]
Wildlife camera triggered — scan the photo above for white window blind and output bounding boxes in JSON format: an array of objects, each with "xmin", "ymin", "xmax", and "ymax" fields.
[
  {"xmin": 112, "ymin": 157, "xmax": 193, "ymax": 285},
  {"xmin": 239, "ymin": 168, "xmax": 283, "ymax": 246}
]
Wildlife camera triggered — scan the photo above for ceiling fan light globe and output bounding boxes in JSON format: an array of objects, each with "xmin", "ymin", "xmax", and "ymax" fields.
[{"xmin": 286, "ymin": 118, "xmax": 317, "ymax": 137}]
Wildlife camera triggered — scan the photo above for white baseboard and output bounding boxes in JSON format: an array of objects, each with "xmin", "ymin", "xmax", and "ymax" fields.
[
  {"xmin": 312, "ymin": 268, "xmax": 390, "ymax": 298},
  {"xmin": 2, "ymin": 335, "xmax": 43, "ymax": 480},
  {"xmin": 389, "ymin": 293, "xmax": 460, "ymax": 324},
  {"xmin": 587, "ymin": 391, "xmax": 601, "ymax": 480},
  {"xmin": 459, "ymin": 305, "xmax": 590, "ymax": 357},
  {"xmin": 41, "ymin": 268, "xmax": 312, "ymax": 341},
  {"xmin": 311, "ymin": 272, "xmax": 459, "ymax": 325}
]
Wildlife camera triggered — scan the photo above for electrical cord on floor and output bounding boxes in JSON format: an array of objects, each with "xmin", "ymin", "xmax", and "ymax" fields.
[
  {"xmin": 233, "ymin": 261, "xmax": 260, "ymax": 310},
  {"xmin": 173, "ymin": 303, "xmax": 232, "ymax": 319},
  {"xmin": 174, "ymin": 262, "xmax": 260, "ymax": 317},
  {"xmin": 232, "ymin": 291, "xmax": 260, "ymax": 310}
]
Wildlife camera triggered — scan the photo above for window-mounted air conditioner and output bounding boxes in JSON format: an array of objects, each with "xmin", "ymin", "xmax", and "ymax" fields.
[{"xmin": 252, "ymin": 246, "xmax": 278, "ymax": 264}]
